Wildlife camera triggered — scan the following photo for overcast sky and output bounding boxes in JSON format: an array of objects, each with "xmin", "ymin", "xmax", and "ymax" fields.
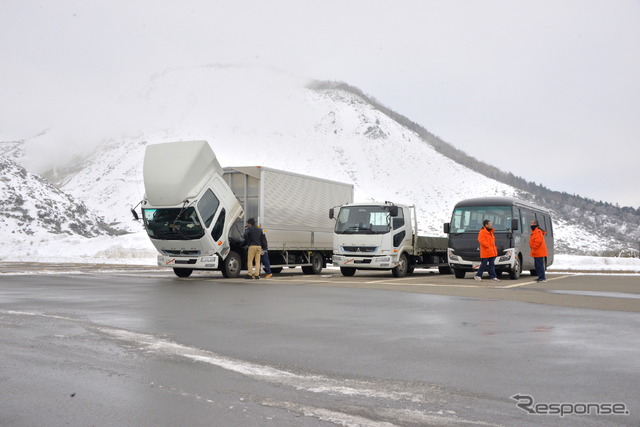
[{"xmin": 1, "ymin": 0, "xmax": 639, "ymax": 207}]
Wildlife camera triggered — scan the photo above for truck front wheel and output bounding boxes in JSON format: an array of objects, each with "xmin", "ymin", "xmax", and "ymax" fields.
[
  {"xmin": 453, "ymin": 269, "xmax": 466, "ymax": 279},
  {"xmin": 340, "ymin": 267, "xmax": 356, "ymax": 276},
  {"xmin": 221, "ymin": 251, "xmax": 242, "ymax": 278},
  {"xmin": 173, "ymin": 268, "xmax": 193, "ymax": 278},
  {"xmin": 391, "ymin": 253, "xmax": 409, "ymax": 278}
]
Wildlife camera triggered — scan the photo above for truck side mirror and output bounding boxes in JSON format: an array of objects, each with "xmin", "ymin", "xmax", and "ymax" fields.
[
  {"xmin": 329, "ymin": 208, "xmax": 334, "ymax": 219},
  {"xmin": 443, "ymin": 223, "xmax": 450, "ymax": 234},
  {"xmin": 511, "ymin": 218, "xmax": 519, "ymax": 231},
  {"xmin": 389, "ymin": 206, "xmax": 399, "ymax": 217},
  {"xmin": 131, "ymin": 208, "xmax": 140, "ymax": 221}
]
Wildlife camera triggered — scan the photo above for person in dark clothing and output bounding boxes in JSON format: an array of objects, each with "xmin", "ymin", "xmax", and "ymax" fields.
[
  {"xmin": 243, "ymin": 218, "xmax": 263, "ymax": 279},
  {"xmin": 261, "ymin": 232, "xmax": 272, "ymax": 278}
]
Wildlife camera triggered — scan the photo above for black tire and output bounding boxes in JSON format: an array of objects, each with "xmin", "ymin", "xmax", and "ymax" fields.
[
  {"xmin": 221, "ymin": 251, "xmax": 242, "ymax": 278},
  {"xmin": 508, "ymin": 256, "xmax": 522, "ymax": 280},
  {"xmin": 391, "ymin": 253, "xmax": 409, "ymax": 278},
  {"xmin": 302, "ymin": 252, "xmax": 324, "ymax": 274},
  {"xmin": 270, "ymin": 267, "xmax": 283, "ymax": 274},
  {"xmin": 438, "ymin": 266, "xmax": 452, "ymax": 274},
  {"xmin": 340, "ymin": 267, "xmax": 356, "ymax": 276},
  {"xmin": 173, "ymin": 268, "xmax": 193, "ymax": 278},
  {"xmin": 454, "ymin": 269, "xmax": 466, "ymax": 279}
]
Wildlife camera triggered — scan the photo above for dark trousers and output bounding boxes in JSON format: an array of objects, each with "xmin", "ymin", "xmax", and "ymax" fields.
[
  {"xmin": 261, "ymin": 250, "xmax": 271, "ymax": 274},
  {"xmin": 534, "ymin": 257, "xmax": 546, "ymax": 280},
  {"xmin": 476, "ymin": 257, "xmax": 497, "ymax": 279}
]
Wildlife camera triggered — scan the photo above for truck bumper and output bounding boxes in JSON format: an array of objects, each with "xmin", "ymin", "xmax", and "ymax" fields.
[
  {"xmin": 157, "ymin": 255, "xmax": 219, "ymax": 270},
  {"xmin": 332, "ymin": 254, "xmax": 397, "ymax": 269}
]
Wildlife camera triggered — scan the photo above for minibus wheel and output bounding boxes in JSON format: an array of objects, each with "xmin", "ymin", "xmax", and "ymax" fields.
[{"xmin": 508, "ymin": 256, "xmax": 521, "ymax": 280}]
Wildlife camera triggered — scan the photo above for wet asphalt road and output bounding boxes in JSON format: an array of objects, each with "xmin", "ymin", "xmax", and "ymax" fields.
[{"xmin": 1, "ymin": 264, "xmax": 639, "ymax": 427}]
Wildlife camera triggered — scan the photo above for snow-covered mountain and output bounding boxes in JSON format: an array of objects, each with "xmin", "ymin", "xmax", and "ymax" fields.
[
  {"xmin": 0, "ymin": 156, "xmax": 121, "ymax": 237},
  {"xmin": 0, "ymin": 65, "xmax": 633, "ymax": 261}
]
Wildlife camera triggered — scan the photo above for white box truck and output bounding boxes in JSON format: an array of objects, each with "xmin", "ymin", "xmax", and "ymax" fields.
[
  {"xmin": 330, "ymin": 202, "xmax": 449, "ymax": 277},
  {"xmin": 136, "ymin": 141, "xmax": 353, "ymax": 278}
]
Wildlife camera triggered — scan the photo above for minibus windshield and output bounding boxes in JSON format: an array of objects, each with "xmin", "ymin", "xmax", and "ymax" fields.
[{"xmin": 450, "ymin": 206, "xmax": 514, "ymax": 233}]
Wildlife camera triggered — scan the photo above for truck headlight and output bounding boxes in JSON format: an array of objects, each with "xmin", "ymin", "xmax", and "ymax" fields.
[
  {"xmin": 201, "ymin": 257, "xmax": 217, "ymax": 262},
  {"xmin": 374, "ymin": 257, "xmax": 391, "ymax": 263}
]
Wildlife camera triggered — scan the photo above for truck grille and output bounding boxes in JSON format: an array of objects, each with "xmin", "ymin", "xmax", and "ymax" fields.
[
  {"xmin": 163, "ymin": 249, "xmax": 201, "ymax": 256},
  {"xmin": 341, "ymin": 246, "xmax": 377, "ymax": 253}
]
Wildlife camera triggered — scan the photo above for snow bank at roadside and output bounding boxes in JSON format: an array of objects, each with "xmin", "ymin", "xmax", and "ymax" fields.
[
  {"xmin": 550, "ymin": 254, "xmax": 640, "ymax": 273},
  {"xmin": 0, "ymin": 230, "xmax": 157, "ymax": 265}
]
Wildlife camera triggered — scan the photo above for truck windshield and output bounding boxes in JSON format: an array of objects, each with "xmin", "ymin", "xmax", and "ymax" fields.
[
  {"xmin": 142, "ymin": 207, "xmax": 205, "ymax": 240},
  {"xmin": 335, "ymin": 206, "xmax": 392, "ymax": 234},
  {"xmin": 450, "ymin": 206, "xmax": 515, "ymax": 233}
]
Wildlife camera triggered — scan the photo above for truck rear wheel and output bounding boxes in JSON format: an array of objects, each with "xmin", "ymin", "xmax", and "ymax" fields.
[
  {"xmin": 302, "ymin": 252, "xmax": 324, "ymax": 274},
  {"xmin": 221, "ymin": 251, "xmax": 242, "ymax": 278},
  {"xmin": 453, "ymin": 269, "xmax": 466, "ymax": 279},
  {"xmin": 438, "ymin": 266, "xmax": 452, "ymax": 274},
  {"xmin": 173, "ymin": 268, "xmax": 193, "ymax": 278},
  {"xmin": 340, "ymin": 267, "xmax": 356, "ymax": 276},
  {"xmin": 391, "ymin": 253, "xmax": 409, "ymax": 278}
]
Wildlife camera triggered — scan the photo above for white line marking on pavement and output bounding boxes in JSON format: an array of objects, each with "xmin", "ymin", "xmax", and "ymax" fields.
[{"xmin": 500, "ymin": 275, "xmax": 570, "ymax": 288}]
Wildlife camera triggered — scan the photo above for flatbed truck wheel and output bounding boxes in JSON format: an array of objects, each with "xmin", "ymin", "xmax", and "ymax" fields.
[
  {"xmin": 173, "ymin": 268, "xmax": 193, "ymax": 278},
  {"xmin": 340, "ymin": 267, "xmax": 356, "ymax": 277},
  {"xmin": 391, "ymin": 253, "xmax": 409, "ymax": 278}
]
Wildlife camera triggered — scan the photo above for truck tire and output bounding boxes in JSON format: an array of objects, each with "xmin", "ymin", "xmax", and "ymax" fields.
[
  {"xmin": 438, "ymin": 266, "xmax": 452, "ymax": 274},
  {"xmin": 453, "ymin": 269, "xmax": 466, "ymax": 279},
  {"xmin": 173, "ymin": 268, "xmax": 193, "ymax": 278},
  {"xmin": 302, "ymin": 252, "xmax": 324, "ymax": 274},
  {"xmin": 508, "ymin": 256, "xmax": 521, "ymax": 280},
  {"xmin": 391, "ymin": 253, "xmax": 409, "ymax": 278},
  {"xmin": 221, "ymin": 251, "xmax": 242, "ymax": 278},
  {"xmin": 340, "ymin": 267, "xmax": 356, "ymax": 276}
]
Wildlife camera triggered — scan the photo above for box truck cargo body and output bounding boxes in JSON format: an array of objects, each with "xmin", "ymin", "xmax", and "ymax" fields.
[{"xmin": 138, "ymin": 141, "xmax": 353, "ymax": 278}]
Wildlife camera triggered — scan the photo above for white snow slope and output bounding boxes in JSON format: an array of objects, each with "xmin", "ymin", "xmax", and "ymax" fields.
[{"xmin": 0, "ymin": 65, "xmax": 630, "ymax": 263}]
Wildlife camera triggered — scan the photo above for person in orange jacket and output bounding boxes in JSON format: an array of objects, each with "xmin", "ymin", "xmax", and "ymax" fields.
[
  {"xmin": 529, "ymin": 219, "xmax": 548, "ymax": 282},
  {"xmin": 475, "ymin": 219, "xmax": 500, "ymax": 282}
]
